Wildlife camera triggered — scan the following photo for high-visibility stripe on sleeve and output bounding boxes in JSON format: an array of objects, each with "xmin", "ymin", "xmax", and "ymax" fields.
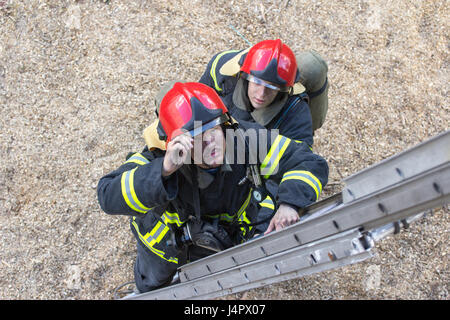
[
  {"xmin": 281, "ymin": 170, "xmax": 323, "ymax": 200},
  {"xmin": 144, "ymin": 221, "xmax": 169, "ymax": 246},
  {"xmin": 124, "ymin": 153, "xmax": 150, "ymax": 166},
  {"xmin": 210, "ymin": 50, "xmax": 240, "ymax": 92},
  {"xmin": 132, "ymin": 218, "xmax": 178, "ymax": 264},
  {"xmin": 260, "ymin": 135, "xmax": 291, "ymax": 178},
  {"xmin": 259, "ymin": 196, "xmax": 274, "ymax": 210},
  {"xmin": 121, "ymin": 167, "xmax": 151, "ymax": 214},
  {"xmin": 162, "ymin": 211, "xmax": 186, "ymax": 227}
]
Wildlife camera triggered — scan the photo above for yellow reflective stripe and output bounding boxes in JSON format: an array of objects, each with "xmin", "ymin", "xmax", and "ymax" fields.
[
  {"xmin": 238, "ymin": 211, "xmax": 251, "ymax": 224},
  {"xmin": 281, "ymin": 170, "xmax": 322, "ymax": 200},
  {"xmin": 261, "ymin": 135, "xmax": 281, "ymax": 171},
  {"xmin": 234, "ymin": 190, "xmax": 253, "ymax": 238},
  {"xmin": 125, "ymin": 159, "xmax": 147, "ymax": 166},
  {"xmin": 144, "ymin": 221, "xmax": 168, "ymax": 246},
  {"xmin": 219, "ymin": 213, "xmax": 235, "ymax": 222},
  {"xmin": 210, "ymin": 50, "xmax": 240, "ymax": 92},
  {"xmin": 260, "ymin": 202, "xmax": 274, "ymax": 209},
  {"xmin": 132, "ymin": 218, "xmax": 178, "ymax": 264},
  {"xmin": 205, "ymin": 213, "xmax": 235, "ymax": 222},
  {"xmin": 162, "ymin": 211, "xmax": 186, "ymax": 227},
  {"xmin": 236, "ymin": 189, "xmax": 252, "ymax": 220},
  {"xmin": 124, "ymin": 153, "xmax": 150, "ymax": 166},
  {"xmin": 259, "ymin": 196, "xmax": 274, "ymax": 210},
  {"xmin": 294, "ymin": 140, "xmax": 313, "ymax": 151},
  {"xmin": 121, "ymin": 168, "xmax": 151, "ymax": 213},
  {"xmin": 282, "ymin": 170, "xmax": 322, "ymax": 192},
  {"xmin": 238, "ymin": 211, "xmax": 252, "ymax": 237},
  {"xmin": 155, "ymin": 224, "xmax": 169, "ymax": 243},
  {"xmin": 261, "ymin": 135, "xmax": 291, "ymax": 178},
  {"xmin": 283, "ymin": 176, "xmax": 319, "ymax": 200}
]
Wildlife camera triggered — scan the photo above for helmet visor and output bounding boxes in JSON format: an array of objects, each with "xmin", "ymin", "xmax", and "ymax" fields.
[
  {"xmin": 188, "ymin": 114, "xmax": 230, "ymax": 137},
  {"xmin": 242, "ymin": 73, "xmax": 290, "ymax": 92}
]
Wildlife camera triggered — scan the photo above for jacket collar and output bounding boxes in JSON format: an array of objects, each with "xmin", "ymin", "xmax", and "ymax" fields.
[
  {"xmin": 179, "ymin": 161, "xmax": 232, "ymax": 189},
  {"xmin": 232, "ymin": 77, "xmax": 288, "ymax": 126}
]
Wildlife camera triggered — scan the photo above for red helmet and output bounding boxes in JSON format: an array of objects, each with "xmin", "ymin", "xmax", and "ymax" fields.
[
  {"xmin": 159, "ymin": 82, "xmax": 229, "ymax": 143},
  {"xmin": 240, "ymin": 39, "xmax": 299, "ymax": 90}
]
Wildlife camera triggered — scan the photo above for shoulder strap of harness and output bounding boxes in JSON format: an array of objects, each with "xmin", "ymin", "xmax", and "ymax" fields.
[{"xmin": 272, "ymin": 96, "xmax": 305, "ymax": 129}]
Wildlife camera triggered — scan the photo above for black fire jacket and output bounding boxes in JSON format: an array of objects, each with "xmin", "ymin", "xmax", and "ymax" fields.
[{"xmin": 97, "ymin": 121, "xmax": 328, "ymax": 265}]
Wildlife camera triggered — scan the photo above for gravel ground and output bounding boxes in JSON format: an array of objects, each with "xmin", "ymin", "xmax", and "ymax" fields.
[{"xmin": 0, "ymin": 0, "xmax": 448, "ymax": 300}]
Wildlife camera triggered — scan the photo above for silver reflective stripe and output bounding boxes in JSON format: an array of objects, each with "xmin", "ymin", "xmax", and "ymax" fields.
[
  {"xmin": 162, "ymin": 211, "xmax": 185, "ymax": 227},
  {"xmin": 261, "ymin": 135, "xmax": 291, "ymax": 178},
  {"xmin": 125, "ymin": 153, "xmax": 150, "ymax": 166},
  {"xmin": 122, "ymin": 168, "xmax": 151, "ymax": 213},
  {"xmin": 281, "ymin": 170, "xmax": 322, "ymax": 200}
]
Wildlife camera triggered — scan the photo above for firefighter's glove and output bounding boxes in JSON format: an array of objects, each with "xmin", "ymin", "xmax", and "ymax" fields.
[{"xmin": 187, "ymin": 219, "xmax": 233, "ymax": 252}]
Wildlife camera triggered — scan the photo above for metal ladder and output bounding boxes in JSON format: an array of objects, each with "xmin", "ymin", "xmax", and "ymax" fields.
[{"xmin": 124, "ymin": 130, "xmax": 450, "ymax": 300}]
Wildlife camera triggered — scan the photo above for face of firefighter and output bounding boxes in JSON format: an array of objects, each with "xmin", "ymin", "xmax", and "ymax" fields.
[
  {"xmin": 192, "ymin": 125, "xmax": 226, "ymax": 169},
  {"xmin": 247, "ymin": 80, "xmax": 279, "ymax": 110}
]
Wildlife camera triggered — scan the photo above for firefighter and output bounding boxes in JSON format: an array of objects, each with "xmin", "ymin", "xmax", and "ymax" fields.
[
  {"xmin": 97, "ymin": 82, "xmax": 328, "ymax": 293},
  {"xmin": 199, "ymin": 40, "xmax": 330, "ymax": 228}
]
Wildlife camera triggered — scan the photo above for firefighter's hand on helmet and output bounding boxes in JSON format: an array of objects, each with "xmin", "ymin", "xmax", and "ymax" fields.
[
  {"xmin": 264, "ymin": 203, "xmax": 299, "ymax": 235},
  {"xmin": 162, "ymin": 132, "xmax": 193, "ymax": 177}
]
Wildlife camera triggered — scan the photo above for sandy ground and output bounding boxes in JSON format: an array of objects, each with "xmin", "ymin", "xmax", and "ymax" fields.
[{"xmin": 0, "ymin": 0, "xmax": 448, "ymax": 300}]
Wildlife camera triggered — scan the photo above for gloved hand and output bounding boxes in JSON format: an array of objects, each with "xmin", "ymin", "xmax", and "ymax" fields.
[{"xmin": 187, "ymin": 219, "xmax": 233, "ymax": 252}]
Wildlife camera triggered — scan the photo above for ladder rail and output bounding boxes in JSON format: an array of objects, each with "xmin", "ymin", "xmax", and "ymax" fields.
[
  {"xmin": 342, "ymin": 130, "xmax": 450, "ymax": 202},
  {"xmin": 127, "ymin": 229, "xmax": 373, "ymax": 300},
  {"xmin": 178, "ymin": 162, "xmax": 449, "ymax": 282}
]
